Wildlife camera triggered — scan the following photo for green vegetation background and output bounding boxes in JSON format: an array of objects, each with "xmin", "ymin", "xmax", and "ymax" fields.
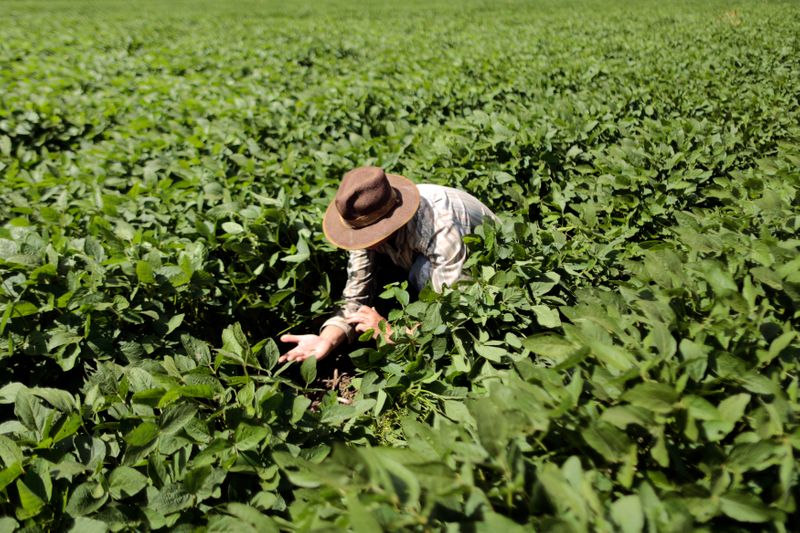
[{"xmin": 0, "ymin": 0, "xmax": 798, "ymax": 530}]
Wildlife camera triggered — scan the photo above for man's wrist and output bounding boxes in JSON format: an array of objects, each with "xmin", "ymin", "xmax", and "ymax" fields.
[{"xmin": 320, "ymin": 325, "xmax": 347, "ymax": 348}]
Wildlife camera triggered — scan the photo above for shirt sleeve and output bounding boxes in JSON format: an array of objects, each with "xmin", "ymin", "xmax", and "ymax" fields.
[
  {"xmin": 321, "ymin": 249, "xmax": 376, "ymax": 343},
  {"xmin": 424, "ymin": 213, "xmax": 469, "ymax": 292}
]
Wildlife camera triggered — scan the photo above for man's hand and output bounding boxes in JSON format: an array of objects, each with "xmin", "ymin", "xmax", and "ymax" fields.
[
  {"xmin": 345, "ymin": 305, "xmax": 393, "ymax": 342},
  {"xmin": 279, "ymin": 334, "xmax": 334, "ymax": 363},
  {"xmin": 279, "ymin": 325, "xmax": 347, "ymax": 363}
]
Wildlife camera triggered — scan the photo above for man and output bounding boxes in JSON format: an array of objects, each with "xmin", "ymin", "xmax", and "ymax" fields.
[{"xmin": 279, "ymin": 166, "xmax": 496, "ymax": 363}]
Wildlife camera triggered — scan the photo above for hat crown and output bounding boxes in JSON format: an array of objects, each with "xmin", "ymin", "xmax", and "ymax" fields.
[
  {"xmin": 335, "ymin": 167, "xmax": 396, "ymax": 226},
  {"xmin": 323, "ymin": 167, "xmax": 420, "ymax": 250}
]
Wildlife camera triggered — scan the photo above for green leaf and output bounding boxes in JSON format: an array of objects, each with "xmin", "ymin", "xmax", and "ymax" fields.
[
  {"xmin": 124, "ymin": 422, "xmax": 159, "ymax": 447},
  {"xmin": 15, "ymin": 478, "xmax": 45, "ymax": 520},
  {"xmin": 109, "ymin": 466, "xmax": 148, "ymax": 499},
  {"xmin": 727, "ymin": 441, "xmax": 783, "ymax": 474},
  {"xmin": 622, "ymin": 383, "xmax": 679, "ymax": 413},
  {"xmin": 522, "ymin": 334, "xmax": 577, "ymax": 361},
  {"xmin": 532, "ymin": 305, "xmax": 561, "ymax": 328},
  {"xmin": 300, "ymin": 357, "xmax": 317, "ymax": 386},
  {"xmin": 136, "ymin": 260, "xmax": 156, "ymax": 284},
  {"xmin": 221, "ymin": 323, "xmax": 249, "ymax": 358},
  {"xmin": 719, "ymin": 491, "xmax": 777, "ymax": 523},
  {"xmin": 588, "ymin": 340, "xmax": 637, "ymax": 373},
  {"xmin": 704, "ymin": 263, "xmax": 737, "ymax": 297},
  {"xmin": 160, "ymin": 403, "xmax": 197, "ymax": 435},
  {"xmin": 0, "ymin": 436, "xmax": 23, "ymax": 467},
  {"xmin": 181, "ymin": 334, "xmax": 211, "ymax": 365},
  {"xmin": 52, "ymin": 459, "xmax": 88, "ymax": 482},
  {"xmin": 423, "ymin": 302, "xmax": 443, "ymax": 330},
  {"xmin": 291, "ymin": 396, "xmax": 311, "ymax": 424},
  {"xmin": 0, "ymin": 382, "xmax": 24, "ymax": 405},
  {"xmin": 32, "ymin": 387, "xmax": 77, "ymax": 412},
  {"xmin": 320, "ymin": 399, "xmax": 376, "ymax": 426},
  {"xmin": 536, "ymin": 462, "xmax": 587, "ymax": 523},
  {"xmin": 182, "ymin": 465, "xmax": 213, "ymax": 496},
  {"xmin": 260, "ymin": 338, "xmax": 279, "ymax": 371},
  {"xmin": 682, "ymin": 395, "xmax": 719, "ymax": 420},
  {"xmin": 234, "ymin": 423, "xmax": 269, "ymax": 451},
  {"xmin": 761, "ymin": 331, "xmax": 796, "ymax": 365},
  {"xmin": 374, "ymin": 389, "xmax": 387, "ymax": 417},
  {"xmin": 611, "ymin": 495, "xmax": 645, "ymax": 533},
  {"xmin": 646, "ymin": 322, "xmax": 676, "ymax": 358},
  {"xmin": 0, "ymin": 135, "xmax": 11, "ymax": 156},
  {"xmin": 345, "ymin": 493, "xmax": 381, "ymax": 533},
  {"xmin": 475, "ymin": 512, "xmax": 530, "ymax": 533},
  {"xmin": 281, "ymin": 237, "xmax": 310, "ymax": 263},
  {"xmin": 358, "ymin": 447, "xmax": 421, "ymax": 507},
  {"xmin": 221, "ymin": 221, "xmax": 244, "ymax": 234},
  {"xmin": 223, "ymin": 503, "xmax": 279, "ymax": 533},
  {"xmin": 165, "ymin": 314, "xmax": 185, "ymax": 335},
  {"xmin": 206, "ymin": 515, "xmax": 254, "ymax": 533},
  {"xmin": 601, "ymin": 405, "xmax": 655, "ymax": 429},
  {"xmin": 149, "ymin": 482, "xmax": 193, "ymax": 515},
  {"xmin": 718, "ymin": 393, "xmax": 751, "ymax": 424},
  {"xmin": 68, "ymin": 517, "xmax": 109, "ymax": 533},
  {"xmin": 469, "ymin": 399, "xmax": 506, "ymax": 457},
  {"xmin": 14, "ymin": 388, "xmax": 44, "ymax": 433},
  {"xmin": 474, "ymin": 343, "xmax": 506, "ymax": 362},
  {"xmin": 65, "ymin": 482, "xmax": 107, "ymax": 517},
  {"xmin": 272, "ymin": 452, "xmax": 322, "ymax": 489},
  {"xmin": 158, "ymin": 384, "xmax": 216, "ymax": 408},
  {"xmin": 53, "ymin": 412, "xmax": 83, "ymax": 443},
  {"xmin": 0, "ymin": 462, "xmax": 23, "ymax": 492},
  {"xmin": 0, "ymin": 517, "xmax": 19, "ymax": 533},
  {"xmin": 582, "ymin": 422, "xmax": 632, "ymax": 462},
  {"xmin": 528, "ymin": 272, "xmax": 561, "ymax": 297},
  {"xmin": 10, "ymin": 301, "xmax": 38, "ymax": 318}
]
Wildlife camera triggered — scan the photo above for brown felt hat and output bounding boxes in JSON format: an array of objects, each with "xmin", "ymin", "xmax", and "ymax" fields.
[{"xmin": 323, "ymin": 167, "xmax": 420, "ymax": 250}]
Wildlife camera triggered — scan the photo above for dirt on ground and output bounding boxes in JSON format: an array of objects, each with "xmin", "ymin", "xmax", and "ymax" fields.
[{"xmin": 308, "ymin": 352, "xmax": 357, "ymax": 411}]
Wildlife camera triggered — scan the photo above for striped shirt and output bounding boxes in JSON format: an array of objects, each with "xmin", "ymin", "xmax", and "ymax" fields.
[{"xmin": 322, "ymin": 184, "xmax": 496, "ymax": 341}]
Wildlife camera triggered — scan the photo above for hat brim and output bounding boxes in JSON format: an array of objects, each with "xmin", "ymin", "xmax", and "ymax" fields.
[{"xmin": 322, "ymin": 174, "xmax": 420, "ymax": 250}]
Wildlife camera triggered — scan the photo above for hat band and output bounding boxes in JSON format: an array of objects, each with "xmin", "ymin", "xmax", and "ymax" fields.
[{"xmin": 340, "ymin": 187, "xmax": 399, "ymax": 229}]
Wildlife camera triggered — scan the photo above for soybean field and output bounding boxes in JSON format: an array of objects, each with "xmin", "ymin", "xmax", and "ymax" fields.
[{"xmin": 1, "ymin": 0, "xmax": 799, "ymax": 530}]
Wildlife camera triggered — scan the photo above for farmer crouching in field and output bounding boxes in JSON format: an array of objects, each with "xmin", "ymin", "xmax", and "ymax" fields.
[{"xmin": 279, "ymin": 167, "xmax": 496, "ymax": 363}]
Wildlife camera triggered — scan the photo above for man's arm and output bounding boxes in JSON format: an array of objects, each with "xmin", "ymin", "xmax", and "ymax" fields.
[
  {"xmin": 319, "ymin": 249, "xmax": 376, "ymax": 342},
  {"xmin": 280, "ymin": 249, "xmax": 376, "ymax": 362}
]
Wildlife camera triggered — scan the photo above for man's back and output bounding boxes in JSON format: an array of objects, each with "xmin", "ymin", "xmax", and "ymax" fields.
[{"xmin": 374, "ymin": 184, "xmax": 496, "ymax": 291}]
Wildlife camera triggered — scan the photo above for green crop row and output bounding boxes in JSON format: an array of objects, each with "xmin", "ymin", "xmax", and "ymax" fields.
[{"xmin": 0, "ymin": 0, "xmax": 798, "ymax": 530}]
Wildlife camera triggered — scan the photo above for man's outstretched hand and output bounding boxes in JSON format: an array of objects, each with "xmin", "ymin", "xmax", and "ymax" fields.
[
  {"xmin": 279, "ymin": 325, "xmax": 347, "ymax": 363},
  {"xmin": 278, "ymin": 334, "xmax": 334, "ymax": 363}
]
